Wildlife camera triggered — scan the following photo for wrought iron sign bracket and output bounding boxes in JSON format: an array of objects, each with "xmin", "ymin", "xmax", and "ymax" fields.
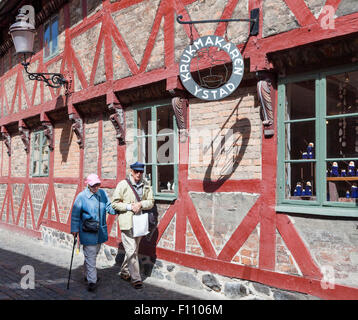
[{"xmin": 176, "ymin": 8, "xmax": 260, "ymax": 36}]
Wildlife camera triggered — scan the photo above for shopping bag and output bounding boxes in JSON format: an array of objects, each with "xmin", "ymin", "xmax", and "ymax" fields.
[{"xmin": 132, "ymin": 213, "xmax": 149, "ymax": 237}]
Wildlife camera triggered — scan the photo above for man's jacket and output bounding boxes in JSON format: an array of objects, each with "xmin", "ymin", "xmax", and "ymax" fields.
[{"xmin": 112, "ymin": 176, "xmax": 154, "ymax": 230}]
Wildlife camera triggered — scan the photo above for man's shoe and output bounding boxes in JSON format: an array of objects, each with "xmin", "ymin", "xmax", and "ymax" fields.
[{"xmin": 87, "ymin": 277, "xmax": 100, "ymax": 292}]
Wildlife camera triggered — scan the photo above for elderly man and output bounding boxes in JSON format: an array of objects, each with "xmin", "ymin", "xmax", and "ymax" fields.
[{"xmin": 112, "ymin": 161, "xmax": 154, "ymax": 289}]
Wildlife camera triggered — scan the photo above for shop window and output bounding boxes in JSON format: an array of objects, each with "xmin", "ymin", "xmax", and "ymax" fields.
[
  {"xmin": 135, "ymin": 101, "xmax": 178, "ymax": 200},
  {"xmin": 31, "ymin": 131, "xmax": 50, "ymax": 177},
  {"xmin": 277, "ymin": 66, "xmax": 358, "ymax": 216},
  {"xmin": 43, "ymin": 15, "xmax": 59, "ymax": 60}
]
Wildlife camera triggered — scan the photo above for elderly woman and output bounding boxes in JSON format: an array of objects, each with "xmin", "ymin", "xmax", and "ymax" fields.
[{"xmin": 71, "ymin": 174, "xmax": 116, "ymax": 292}]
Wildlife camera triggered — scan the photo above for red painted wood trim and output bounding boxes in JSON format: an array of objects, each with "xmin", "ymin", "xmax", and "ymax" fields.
[
  {"xmin": 89, "ymin": 23, "xmax": 105, "ymax": 86},
  {"xmin": 283, "ymin": 0, "xmax": 317, "ymax": 27},
  {"xmin": 103, "ymin": 10, "xmax": 114, "ymax": 82},
  {"xmin": 185, "ymin": 194, "xmax": 217, "ymax": 258},
  {"xmin": 0, "ymin": 222, "xmax": 42, "ymax": 238},
  {"xmin": 276, "ymin": 214, "xmax": 322, "ymax": 279},
  {"xmin": 138, "ymin": 1, "xmax": 165, "ymax": 73},
  {"xmin": 218, "ymin": 198, "xmax": 260, "ymax": 261},
  {"xmin": 164, "ymin": 0, "xmax": 175, "ymax": 68},
  {"xmin": 109, "ymin": 16, "xmax": 139, "ymax": 75},
  {"xmin": 156, "ymin": 202, "xmax": 177, "ymax": 242},
  {"xmin": 188, "ymin": 179, "xmax": 262, "ymax": 193},
  {"xmin": 215, "ymin": 0, "xmax": 239, "ymax": 37}
]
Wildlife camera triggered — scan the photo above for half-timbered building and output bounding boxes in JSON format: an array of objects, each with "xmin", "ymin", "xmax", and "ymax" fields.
[{"xmin": 1, "ymin": 0, "xmax": 358, "ymax": 299}]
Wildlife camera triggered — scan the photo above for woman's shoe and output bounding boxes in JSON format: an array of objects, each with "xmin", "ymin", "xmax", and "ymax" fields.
[
  {"xmin": 120, "ymin": 273, "xmax": 131, "ymax": 282},
  {"xmin": 131, "ymin": 281, "xmax": 143, "ymax": 289}
]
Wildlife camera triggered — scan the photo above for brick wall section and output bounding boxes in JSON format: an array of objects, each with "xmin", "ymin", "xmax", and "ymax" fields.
[
  {"xmin": 276, "ymin": 231, "xmax": 301, "ymax": 275},
  {"xmin": 1, "ymin": 141, "xmax": 9, "ymax": 177},
  {"xmin": 102, "ymin": 115, "xmax": 117, "ymax": 180},
  {"xmin": 84, "ymin": 116, "xmax": 99, "ymax": 178},
  {"xmin": 186, "ymin": 219, "xmax": 204, "ymax": 256},
  {"xmin": 232, "ymin": 226, "xmax": 259, "ymax": 267},
  {"xmin": 11, "ymin": 135, "xmax": 27, "ymax": 177},
  {"xmin": 54, "ymin": 121, "xmax": 80, "ymax": 178},
  {"xmin": 54, "ymin": 183, "xmax": 78, "ymax": 224},
  {"xmin": 29, "ymin": 184, "xmax": 49, "ymax": 227},
  {"xmin": 157, "ymin": 214, "xmax": 176, "ymax": 251},
  {"xmin": 71, "ymin": 22, "xmax": 102, "ymax": 90},
  {"xmin": 12, "ymin": 184, "xmax": 25, "ymax": 226},
  {"xmin": 189, "ymin": 87, "xmax": 262, "ymax": 181}
]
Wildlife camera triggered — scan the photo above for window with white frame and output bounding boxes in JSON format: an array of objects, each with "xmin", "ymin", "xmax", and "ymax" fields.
[
  {"xmin": 31, "ymin": 131, "xmax": 50, "ymax": 177},
  {"xmin": 43, "ymin": 15, "xmax": 59, "ymax": 60},
  {"xmin": 135, "ymin": 101, "xmax": 178, "ymax": 200},
  {"xmin": 277, "ymin": 65, "xmax": 358, "ymax": 217}
]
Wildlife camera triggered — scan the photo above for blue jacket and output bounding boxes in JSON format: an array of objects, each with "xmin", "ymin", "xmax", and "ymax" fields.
[{"xmin": 70, "ymin": 187, "xmax": 116, "ymax": 245}]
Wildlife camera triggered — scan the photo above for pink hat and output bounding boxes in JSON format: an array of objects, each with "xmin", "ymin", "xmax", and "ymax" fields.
[{"xmin": 85, "ymin": 174, "xmax": 101, "ymax": 186}]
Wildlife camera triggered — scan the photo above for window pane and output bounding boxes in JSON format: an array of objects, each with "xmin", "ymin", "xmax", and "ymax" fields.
[
  {"xmin": 285, "ymin": 121, "xmax": 315, "ymax": 160},
  {"xmin": 137, "ymin": 136, "xmax": 153, "ymax": 164},
  {"xmin": 327, "ymin": 71, "xmax": 358, "ymax": 116},
  {"xmin": 32, "ymin": 161, "xmax": 40, "ymax": 176},
  {"xmin": 51, "ymin": 17, "xmax": 58, "ymax": 54},
  {"xmin": 144, "ymin": 165, "xmax": 152, "ymax": 185},
  {"xmin": 41, "ymin": 136, "xmax": 49, "ymax": 161},
  {"xmin": 286, "ymin": 80, "xmax": 315, "ymax": 120},
  {"xmin": 157, "ymin": 105, "xmax": 174, "ymax": 131},
  {"xmin": 44, "ymin": 23, "xmax": 51, "ymax": 58},
  {"xmin": 137, "ymin": 108, "xmax": 151, "ymax": 136},
  {"xmin": 285, "ymin": 162, "xmax": 316, "ymax": 200},
  {"xmin": 41, "ymin": 161, "xmax": 49, "ymax": 175},
  {"xmin": 326, "ymin": 160, "xmax": 358, "ymax": 202},
  {"xmin": 157, "ymin": 165, "xmax": 174, "ymax": 194},
  {"xmin": 327, "ymin": 116, "xmax": 358, "ymax": 158},
  {"xmin": 157, "ymin": 133, "xmax": 174, "ymax": 164}
]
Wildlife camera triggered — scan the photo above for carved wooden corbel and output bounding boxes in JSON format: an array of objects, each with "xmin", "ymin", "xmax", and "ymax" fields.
[
  {"xmin": 107, "ymin": 91, "xmax": 125, "ymax": 145},
  {"xmin": 257, "ymin": 71, "xmax": 276, "ymax": 138},
  {"xmin": 18, "ymin": 120, "xmax": 30, "ymax": 153},
  {"xmin": 42, "ymin": 122, "xmax": 54, "ymax": 151},
  {"xmin": 40, "ymin": 113, "xmax": 54, "ymax": 150},
  {"xmin": 171, "ymin": 96, "xmax": 189, "ymax": 143},
  {"xmin": 109, "ymin": 106, "xmax": 126, "ymax": 145},
  {"xmin": 1, "ymin": 126, "xmax": 11, "ymax": 156},
  {"xmin": 167, "ymin": 77, "xmax": 189, "ymax": 143},
  {"xmin": 69, "ymin": 113, "xmax": 84, "ymax": 148}
]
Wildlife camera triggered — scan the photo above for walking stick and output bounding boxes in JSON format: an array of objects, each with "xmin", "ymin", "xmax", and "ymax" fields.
[{"xmin": 67, "ymin": 234, "xmax": 77, "ymax": 290}]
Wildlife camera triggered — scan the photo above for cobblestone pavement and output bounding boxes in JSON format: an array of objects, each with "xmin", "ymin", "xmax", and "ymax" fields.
[{"xmin": 0, "ymin": 227, "xmax": 228, "ymax": 301}]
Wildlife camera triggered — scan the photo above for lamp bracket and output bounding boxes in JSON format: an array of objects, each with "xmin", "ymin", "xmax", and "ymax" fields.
[{"xmin": 22, "ymin": 61, "xmax": 69, "ymax": 91}]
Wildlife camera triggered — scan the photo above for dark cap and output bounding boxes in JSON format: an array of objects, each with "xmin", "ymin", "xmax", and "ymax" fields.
[{"xmin": 130, "ymin": 161, "xmax": 145, "ymax": 171}]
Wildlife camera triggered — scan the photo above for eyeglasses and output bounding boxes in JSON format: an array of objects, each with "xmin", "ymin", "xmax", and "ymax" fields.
[{"xmin": 133, "ymin": 170, "xmax": 143, "ymax": 174}]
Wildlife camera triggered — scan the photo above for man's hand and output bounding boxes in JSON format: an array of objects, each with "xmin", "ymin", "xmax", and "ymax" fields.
[{"xmin": 132, "ymin": 202, "xmax": 142, "ymax": 214}]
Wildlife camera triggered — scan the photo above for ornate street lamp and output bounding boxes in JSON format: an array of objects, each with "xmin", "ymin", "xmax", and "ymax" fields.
[{"xmin": 9, "ymin": 5, "xmax": 69, "ymax": 90}]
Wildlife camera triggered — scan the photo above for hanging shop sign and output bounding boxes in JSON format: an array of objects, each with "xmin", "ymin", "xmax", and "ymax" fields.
[{"xmin": 179, "ymin": 35, "xmax": 244, "ymax": 101}]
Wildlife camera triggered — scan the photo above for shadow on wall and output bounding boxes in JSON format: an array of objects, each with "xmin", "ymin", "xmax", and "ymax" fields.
[
  {"xmin": 203, "ymin": 99, "xmax": 251, "ymax": 192},
  {"xmin": 59, "ymin": 121, "xmax": 73, "ymax": 163}
]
